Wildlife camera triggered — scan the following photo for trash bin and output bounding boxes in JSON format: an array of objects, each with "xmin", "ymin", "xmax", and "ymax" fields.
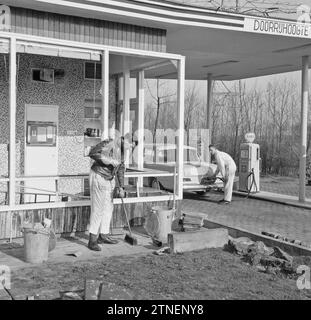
[
  {"xmin": 144, "ymin": 206, "xmax": 174, "ymax": 244},
  {"xmin": 23, "ymin": 227, "xmax": 50, "ymax": 264}
]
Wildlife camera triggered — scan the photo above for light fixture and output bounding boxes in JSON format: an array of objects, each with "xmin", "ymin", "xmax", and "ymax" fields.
[
  {"xmin": 202, "ymin": 60, "xmax": 239, "ymax": 68},
  {"xmin": 258, "ymin": 64, "xmax": 293, "ymax": 71},
  {"xmin": 274, "ymin": 44, "xmax": 311, "ymax": 53}
]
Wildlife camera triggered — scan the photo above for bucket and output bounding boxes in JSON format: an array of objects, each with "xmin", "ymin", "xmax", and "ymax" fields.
[
  {"xmin": 23, "ymin": 227, "xmax": 50, "ymax": 264},
  {"xmin": 144, "ymin": 206, "xmax": 174, "ymax": 244}
]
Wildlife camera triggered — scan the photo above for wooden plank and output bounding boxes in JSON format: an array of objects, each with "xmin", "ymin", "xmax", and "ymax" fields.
[
  {"xmin": 9, "ymin": 7, "xmax": 166, "ymax": 52},
  {"xmin": 59, "ymin": 15, "xmax": 65, "ymax": 40},
  {"xmin": 0, "ymin": 198, "xmax": 178, "ymax": 239},
  {"xmin": 79, "ymin": 18, "xmax": 84, "ymax": 43},
  {"xmin": 74, "ymin": 17, "xmax": 80, "ymax": 42},
  {"xmin": 26, "ymin": 8, "xmax": 32, "ymax": 35},
  {"xmin": 89, "ymin": 18, "xmax": 95, "ymax": 44},
  {"xmin": 12, "ymin": 7, "xmax": 18, "ymax": 34},
  {"xmin": 31, "ymin": 10, "xmax": 39, "ymax": 36},
  {"xmin": 84, "ymin": 18, "xmax": 90, "ymax": 44},
  {"xmin": 64, "ymin": 15, "xmax": 70, "ymax": 41},
  {"xmin": 48, "ymin": 13, "xmax": 54, "ymax": 39},
  {"xmin": 43, "ymin": 11, "xmax": 49, "ymax": 38},
  {"xmin": 99, "ymin": 20, "xmax": 104, "ymax": 45},
  {"xmin": 168, "ymin": 228, "xmax": 229, "ymax": 254},
  {"xmin": 54, "ymin": 13, "xmax": 60, "ymax": 39}
]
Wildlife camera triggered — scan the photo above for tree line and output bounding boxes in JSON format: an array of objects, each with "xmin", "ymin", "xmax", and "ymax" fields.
[{"xmin": 145, "ymin": 77, "xmax": 308, "ymax": 176}]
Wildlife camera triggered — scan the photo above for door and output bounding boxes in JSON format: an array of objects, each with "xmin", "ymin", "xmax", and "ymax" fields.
[{"xmin": 24, "ymin": 105, "xmax": 58, "ymax": 203}]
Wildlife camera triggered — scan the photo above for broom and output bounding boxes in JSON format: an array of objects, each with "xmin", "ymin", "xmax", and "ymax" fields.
[{"xmin": 115, "ymin": 167, "xmax": 138, "ymax": 246}]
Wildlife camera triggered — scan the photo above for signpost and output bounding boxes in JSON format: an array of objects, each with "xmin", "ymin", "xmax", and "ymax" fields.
[{"xmin": 244, "ymin": 17, "xmax": 311, "ymax": 39}]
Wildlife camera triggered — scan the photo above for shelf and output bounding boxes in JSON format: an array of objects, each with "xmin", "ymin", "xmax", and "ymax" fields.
[
  {"xmin": 84, "ymin": 136, "xmax": 101, "ymax": 139},
  {"xmin": 84, "ymin": 118, "xmax": 101, "ymax": 121}
]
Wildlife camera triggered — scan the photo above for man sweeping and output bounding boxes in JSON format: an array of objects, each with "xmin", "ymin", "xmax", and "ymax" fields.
[
  {"xmin": 87, "ymin": 138, "xmax": 125, "ymax": 251},
  {"xmin": 209, "ymin": 145, "xmax": 236, "ymax": 205}
]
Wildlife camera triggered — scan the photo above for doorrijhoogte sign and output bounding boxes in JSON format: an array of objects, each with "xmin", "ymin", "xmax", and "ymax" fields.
[
  {"xmin": 244, "ymin": 17, "xmax": 311, "ymax": 39},
  {"xmin": 244, "ymin": 5, "xmax": 311, "ymax": 39}
]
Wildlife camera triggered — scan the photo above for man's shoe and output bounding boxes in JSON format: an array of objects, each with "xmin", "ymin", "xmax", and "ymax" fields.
[
  {"xmin": 98, "ymin": 234, "xmax": 119, "ymax": 245},
  {"xmin": 218, "ymin": 199, "xmax": 225, "ymax": 203},
  {"xmin": 88, "ymin": 233, "xmax": 101, "ymax": 251},
  {"xmin": 218, "ymin": 201, "xmax": 231, "ymax": 205}
]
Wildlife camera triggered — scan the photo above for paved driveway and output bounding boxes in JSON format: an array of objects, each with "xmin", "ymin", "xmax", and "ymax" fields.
[
  {"xmin": 182, "ymin": 191, "xmax": 311, "ymax": 246},
  {"xmin": 260, "ymin": 176, "xmax": 311, "ymax": 198}
]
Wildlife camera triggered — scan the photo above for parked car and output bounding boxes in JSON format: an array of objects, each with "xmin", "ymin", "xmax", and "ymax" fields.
[{"xmin": 142, "ymin": 144, "xmax": 220, "ymax": 194}]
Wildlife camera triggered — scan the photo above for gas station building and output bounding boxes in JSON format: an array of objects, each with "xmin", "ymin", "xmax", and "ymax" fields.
[{"xmin": 0, "ymin": 0, "xmax": 310, "ymax": 241}]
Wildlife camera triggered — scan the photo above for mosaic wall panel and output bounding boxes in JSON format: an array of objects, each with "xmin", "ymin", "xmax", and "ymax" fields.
[{"xmin": 0, "ymin": 53, "xmax": 118, "ymax": 198}]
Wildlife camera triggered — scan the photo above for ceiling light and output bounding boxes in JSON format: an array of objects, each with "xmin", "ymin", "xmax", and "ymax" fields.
[
  {"xmin": 202, "ymin": 60, "xmax": 239, "ymax": 68},
  {"xmin": 258, "ymin": 64, "xmax": 293, "ymax": 71},
  {"xmin": 274, "ymin": 44, "xmax": 311, "ymax": 53}
]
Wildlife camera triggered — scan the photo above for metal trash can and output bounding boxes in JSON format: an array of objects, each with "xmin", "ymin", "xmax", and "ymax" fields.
[
  {"xmin": 23, "ymin": 227, "xmax": 50, "ymax": 264},
  {"xmin": 144, "ymin": 206, "xmax": 174, "ymax": 244}
]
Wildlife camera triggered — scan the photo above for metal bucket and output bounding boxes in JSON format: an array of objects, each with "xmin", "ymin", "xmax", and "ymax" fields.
[
  {"xmin": 144, "ymin": 206, "xmax": 174, "ymax": 244},
  {"xmin": 23, "ymin": 227, "xmax": 50, "ymax": 264}
]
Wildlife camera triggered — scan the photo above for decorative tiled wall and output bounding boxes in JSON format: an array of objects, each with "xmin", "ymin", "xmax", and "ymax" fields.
[{"xmin": 0, "ymin": 53, "xmax": 118, "ymax": 198}]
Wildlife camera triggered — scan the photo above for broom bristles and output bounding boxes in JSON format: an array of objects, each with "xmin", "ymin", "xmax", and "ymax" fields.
[{"xmin": 124, "ymin": 233, "xmax": 138, "ymax": 246}]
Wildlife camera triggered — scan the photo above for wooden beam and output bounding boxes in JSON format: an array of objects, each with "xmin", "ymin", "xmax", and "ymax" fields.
[
  {"xmin": 137, "ymin": 70, "xmax": 145, "ymax": 187},
  {"xmin": 177, "ymin": 57, "xmax": 185, "ymax": 198},
  {"xmin": 9, "ymin": 37, "xmax": 16, "ymax": 207},
  {"xmin": 299, "ymin": 56, "xmax": 309, "ymax": 202},
  {"xmin": 123, "ymin": 56, "xmax": 131, "ymax": 166},
  {"xmin": 168, "ymin": 228, "xmax": 228, "ymax": 254},
  {"xmin": 205, "ymin": 73, "xmax": 213, "ymax": 162},
  {"xmin": 101, "ymin": 49, "xmax": 109, "ymax": 140}
]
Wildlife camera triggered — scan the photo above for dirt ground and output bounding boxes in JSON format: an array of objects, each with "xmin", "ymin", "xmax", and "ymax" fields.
[{"xmin": 9, "ymin": 249, "xmax": 311, "ymax": 300}]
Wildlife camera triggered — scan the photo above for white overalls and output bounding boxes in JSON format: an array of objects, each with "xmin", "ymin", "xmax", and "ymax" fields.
[
  {"xmin": 215, "ymin": 151, "xmax": 237, "ymax": 202},
  {"xmin": 88, "ymin": 141, "xmax": 121, "ymax": 235},
  {"xmin": 89, "ymin": 171, "xmax": 115, "ymax": 235}
]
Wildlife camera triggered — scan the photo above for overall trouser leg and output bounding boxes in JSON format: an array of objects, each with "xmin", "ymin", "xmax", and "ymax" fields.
[
  {"xmin": 224, "ymin": 168, "xmax": 236, "ymax": 202},
  {"xmin": 99, "ymin": 179, "xmax": 115, "ymax": 234},
  {"xmin": 89, "ymin": 171, "xmax": 114, "ymax": 235}
]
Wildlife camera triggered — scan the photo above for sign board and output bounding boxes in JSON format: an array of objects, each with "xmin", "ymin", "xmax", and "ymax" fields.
[
  {"xmin": 244, "ymin": 17, "xmax": 311, "ymax": 39},
  {"xmin": 245, "ymin": 133, "xmax": 256, "ymax": 143}
]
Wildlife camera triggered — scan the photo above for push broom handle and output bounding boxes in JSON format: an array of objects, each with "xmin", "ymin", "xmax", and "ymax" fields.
[
  {"xmin": 115, "ymin": 165, "xmax": 133, "ymax": 235},
  {"xmin": 173, "ymin": 165, "xmax": 176, "ymax": 211}
]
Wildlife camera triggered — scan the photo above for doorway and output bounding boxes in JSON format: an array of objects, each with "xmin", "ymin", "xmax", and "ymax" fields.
[{"xmin": 24, "ymin": 104, "xmax": 58, "ymax": 203}]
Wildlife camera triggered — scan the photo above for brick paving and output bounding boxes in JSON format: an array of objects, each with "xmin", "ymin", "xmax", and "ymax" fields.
[
  {"xmin": 182, "ymin": 191, "xmax": 311, "ymax": 246},
  {"xmin": 260, "ymin": 176, "xmax": 311, "ymax": 199}
]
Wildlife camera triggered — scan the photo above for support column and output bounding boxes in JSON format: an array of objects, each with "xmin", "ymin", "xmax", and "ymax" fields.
[
  {"xmin": 137, "ymin": 70, "xmax": 145, "ymax": 187},
  {"xmin": 299, "ymin": 56, "xmax": 309, "ymax": 202},
  {"xmin": 123, "ymin": 57, "xmax": 130, "ymax": 166},
  {"xmin": 204, "ymin": 73, "xmax": 213, "ymax": 163},
  {"xmin": 9, "ymin": 37, "xmax": 16, "ymax": 206},
  {"xmin": 101, "ymin": 50, "xmax": 109, "ymax": 140},
  {"xmin": 177, "ymin": 57, "xmax": 185, "ymax": 198}
]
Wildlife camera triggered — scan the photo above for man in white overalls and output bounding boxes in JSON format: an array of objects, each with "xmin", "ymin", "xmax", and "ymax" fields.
[{"xmin": 209, "ymin": 145, "xmax": 236, "ymax": 205}]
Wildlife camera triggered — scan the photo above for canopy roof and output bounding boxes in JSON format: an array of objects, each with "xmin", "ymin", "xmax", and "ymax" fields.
[{"xmin": 4, "ymin": 0, "xmax": 311, "ymax": 80}]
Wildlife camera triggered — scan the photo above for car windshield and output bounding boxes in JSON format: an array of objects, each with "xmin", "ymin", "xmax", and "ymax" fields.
[
  {"xmin": 184, "ymin": 149, "xmax": 200, "ymax": 163},
  {"xmin": 144, "ymin": 146, "xmax": 200, "ymax": 163}
]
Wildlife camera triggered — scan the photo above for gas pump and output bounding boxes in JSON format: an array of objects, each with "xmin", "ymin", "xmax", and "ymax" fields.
[{"xmin": 239, "ymin": 133, "xmax": 260, "ymax": 194}]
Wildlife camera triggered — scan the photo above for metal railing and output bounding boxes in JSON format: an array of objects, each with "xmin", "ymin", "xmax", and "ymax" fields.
[{"xmin": 0, "ymin": 169, "xmax": 176, "ymax": 206}]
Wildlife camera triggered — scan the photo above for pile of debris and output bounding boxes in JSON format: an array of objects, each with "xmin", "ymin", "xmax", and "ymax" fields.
[
  {"xmin": 228, "ymin": 237, "xmax": 297, "ymax": 278},
  {"xmin": 178, "ymin": 212, "xmax": 206, "ymax": 232},
  {"xmin": 262, "ymin": 231, "xmax": 311, "ymax": 249}
]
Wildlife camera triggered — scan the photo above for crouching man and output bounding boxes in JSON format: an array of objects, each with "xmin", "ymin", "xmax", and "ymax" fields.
[
  {"xmin": 209, "ymin": 145, "xmax": 236, "ymax": 205},
  {"xmin": 88, "ymin": 138, "xmax": 125, "ymax": 251}
]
